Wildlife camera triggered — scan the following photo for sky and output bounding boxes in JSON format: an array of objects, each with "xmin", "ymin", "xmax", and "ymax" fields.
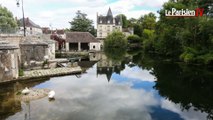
[{"xmin": 1, "ymin": 0, "xmax": 168, "ymax": 29}]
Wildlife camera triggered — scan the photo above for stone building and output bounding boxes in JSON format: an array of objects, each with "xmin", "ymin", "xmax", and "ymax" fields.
[
  {"xmin": 97, "ymin": 8, "xmax": 122, "ymax": 39},
  {"xmin": 0, "ymin": 41, "xmax": 19, "ymax": 82},
  {"xmin": 122, "ymin": 28, "xmax": 134, "ymax": 36},
  {"xmin": 19, "ymin": 17, "xmax": 42, "ymax": 35},
  {"xmin": 20, "ymin": 38, "xmax": 55, "ymax": 65},
  {"xmin": 65, "ymin": 32, "xmax": 101, "ymax": 51}
]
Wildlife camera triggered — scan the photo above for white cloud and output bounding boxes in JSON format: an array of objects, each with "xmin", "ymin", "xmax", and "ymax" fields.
[
  {"xmin": 1, "ymin": 0, "xmax": 168, "ymax": 28},
  {"xmin": 121, "ymin": 65, "xmax": 156, "ymax": 82},
  {"xmin": 161, "ymin": 99, "xmax": 208, "ymax": 120},
  {"xmin": 7, "ymin": 64, "xmax": 158, "ymax": 120}
]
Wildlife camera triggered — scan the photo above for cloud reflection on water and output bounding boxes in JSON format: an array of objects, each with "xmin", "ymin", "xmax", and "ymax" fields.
[{"xmin": 6, "ymin": 64, "xmax": 208, "ymax": 120}]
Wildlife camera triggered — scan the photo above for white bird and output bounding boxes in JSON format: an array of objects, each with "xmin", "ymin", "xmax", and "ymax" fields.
[
  {"xmin": 44, "ymin": 55, "xmax": 49, "ymax": 61},
  {"xmin": 48, "ymin": 90, "xmax": 55, "ymax": 99},
  {"xmin": 22, "ymin": 87, "xmax": 30, "ymax": 95}
]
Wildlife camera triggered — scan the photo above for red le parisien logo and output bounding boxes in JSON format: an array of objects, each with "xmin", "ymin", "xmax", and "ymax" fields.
[{"xmin": 165, "ymin": 8, "xmax": 204, "ymax": 17}]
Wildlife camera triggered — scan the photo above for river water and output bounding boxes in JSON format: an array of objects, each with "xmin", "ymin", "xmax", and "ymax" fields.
[{"xmin": 0, "ymin": 53, "xmax": 213, "ymax": 120}]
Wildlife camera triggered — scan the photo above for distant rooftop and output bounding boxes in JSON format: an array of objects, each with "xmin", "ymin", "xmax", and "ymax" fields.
[
  {"xmin": 97, "ymin": 8, "xmax": 122, "ymax": 25},
  {"xmin": 19, "ymin": 17, "xmax": 41, "ymax": 28},
  {"xmin": 66, "ymin": 32, "xmax": 99, "ymax": 43}
]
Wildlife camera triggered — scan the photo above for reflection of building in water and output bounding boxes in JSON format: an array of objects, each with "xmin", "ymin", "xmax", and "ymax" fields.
[
  {"xmin": 97, "ymin": 54, "xmax": 123, "ymax": 82},
  {"xmin": 0, "ymin": 41, "xmax": 19, "ymax": 82},
  {"xmin": 89, "ymin": 52, "xmax": 101, "ymax": 61},
  {"xmin": 0, "ymin": 78, "xmax": 49, "ymax": 120}
]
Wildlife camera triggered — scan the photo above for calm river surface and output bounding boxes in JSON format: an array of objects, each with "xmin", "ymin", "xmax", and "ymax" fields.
[{"xmin": 1, "ymin": 53, "xmax": 213, "ymax": 120}]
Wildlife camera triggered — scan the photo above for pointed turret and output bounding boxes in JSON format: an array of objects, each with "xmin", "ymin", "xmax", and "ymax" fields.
[{"xmin": 107, "ymin": 7, "xmax": 113, "ymax": 17}]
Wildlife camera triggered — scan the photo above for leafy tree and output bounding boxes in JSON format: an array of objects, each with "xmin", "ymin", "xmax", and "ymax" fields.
[
  {"xmin": 142, "ymin": 29, "xmax": 156, "ymax": 52},
  {"xmin": 127, "ymin": 18, "xmax": 137, "ymax": 27},
  {"xmin": 142, "ymin": 13, "xmax": 156, "ymax": 30},
  {"xmin": 104, "ymin": 31, "xmax": 127, "ymax": 48},
  {"xmin": 127, "ymin": 35, "xmax": 141, "ymax": 43},
  {"xmin": 116, "ymin": 14, "xmax": 128, "ymax": 28},
  {"xmin": 0, "ymin": 5, "xmax": 17, "ymax": 33},
  {"xmin": 69, "ymin": 10, "xmax": 96, "ymax": 36}
]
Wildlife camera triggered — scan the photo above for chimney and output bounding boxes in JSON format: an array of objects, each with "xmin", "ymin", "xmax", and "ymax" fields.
[{"xmin": 26, "ymin": 17, "xmax": 29, "ymax": 25}]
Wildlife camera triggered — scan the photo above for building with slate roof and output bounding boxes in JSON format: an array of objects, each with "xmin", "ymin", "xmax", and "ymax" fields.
[
  {"xmin": 97, "ymin": 8, "xmax": 122, "ymax": 39},
  {"xmin": 19, "ymin": 17, "xmax": 42, "ymax": 35}
]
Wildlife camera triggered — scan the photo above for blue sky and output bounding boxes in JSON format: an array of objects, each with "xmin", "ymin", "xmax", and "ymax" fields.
[{"xmin": 1, "ymin": 0, "xmax": 168, "ymax": 29}]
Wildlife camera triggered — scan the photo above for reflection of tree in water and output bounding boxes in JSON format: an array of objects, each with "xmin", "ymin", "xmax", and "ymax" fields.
[
  {"xmin": 104, "ymin": 47, "xmax": 126, "ymax": 62},
  {"xmin": 152, "ymin": 62, "xmax": 213, "ymax": 119},
  {"xmin": 0, "ymin": 78, "xmax": 49, "ymax": 120},
  {"xmin": 129, "ymin": 50, "xmax": 213, "ymax": 119}
]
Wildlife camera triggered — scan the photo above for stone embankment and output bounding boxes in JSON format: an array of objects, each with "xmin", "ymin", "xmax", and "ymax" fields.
[{"xmin": 20, "ymin": 67, "xmax": 82, "ymax": 79}]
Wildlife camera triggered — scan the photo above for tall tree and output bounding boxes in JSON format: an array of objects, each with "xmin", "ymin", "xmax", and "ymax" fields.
[
  {"xmin": 142, "ymin": 13, "xmax": 157, "ymax": 30},
  {"xmin": 116, "ymin": 14, "xmax": 128, "ymax": 28},
  {"xmin": 0, "ymin": 5, "xmax": 17, "ymax": 33},
  {"xmin": 69, "ymin": 10, "xmax": 96, "ymax": 36}
]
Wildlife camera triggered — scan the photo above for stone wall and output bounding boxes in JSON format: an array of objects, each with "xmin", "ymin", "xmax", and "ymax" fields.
[
  {"xmin": 0, "ymin": 49, "xmax": 19, "ymax": 82},
  {"xmin": 20, "ymin": 45, "xmax": 48, "ymax": 65},
  {"xmin": 0, "ymin": 35, "xmax": 24, "ymax": 47},
  {"xmin": 48, "ymin": 43, "xmax": 55, "ymax": 60}
]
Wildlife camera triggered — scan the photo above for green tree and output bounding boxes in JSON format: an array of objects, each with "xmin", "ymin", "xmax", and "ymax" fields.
[
  {"xmin": 116, "ymin": 14, "xmax": 128, "ymax": 28},
  {"xmin": 69, "ymin": 10, "xmax": 96, "ymax": 36},
  {"xmin": 0, "ymin": 5, "xmax": 17, "ymax": 33},
  {"xmin": 142, "ymin": 13, "xmax": 156, "ymax": 30},
  {"xmin": 104, "ymin": 31, "xmax": 127, "ymax": 48},
  {"xmin": 127, "ymin": 35, "xmax": 141, "ymax": 43},
  {"xmin": 142, "ymin": 29, "xmax": 156, "ymax": 52}
]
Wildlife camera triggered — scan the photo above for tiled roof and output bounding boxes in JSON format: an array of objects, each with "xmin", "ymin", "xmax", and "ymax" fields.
[
  {"xmin": 19, "ymin": 18, "xmax": 41, "ymax": 28},
  {"xmin": 42, "ymin": 28, "xmax": 65, "ymax": 34},
  {"xmin": 66, "ymin": 32, "xmax": 99, "ymax": 43}
]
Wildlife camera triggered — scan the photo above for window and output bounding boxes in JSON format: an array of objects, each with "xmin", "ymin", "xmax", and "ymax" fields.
[
  {"xmin": 93, "ymin": 45, "xmax": 95, "ymax": 49},
  {"xmin": 108, "ymin": 20, "xmax": 110, "ymax": 23},
  {"xmin": 100, "ymin": 20, "xmax": 102, "ymax": 23}
]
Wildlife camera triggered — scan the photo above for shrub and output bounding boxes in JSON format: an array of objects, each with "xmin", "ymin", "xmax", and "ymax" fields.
[
  {"xmin": 127, "ymin": 35, "xmax": 141, "ymax": 44},
  {"xmin": 104, "ymin": 31, "xmax": 127, "ymax": 48},
  {"xmin": 19, "ymin": 69, "xmax": 24, "ymax": 76}
]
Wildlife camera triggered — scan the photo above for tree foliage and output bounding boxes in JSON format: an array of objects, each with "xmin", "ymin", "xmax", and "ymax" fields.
[
  {"xmin": 69, "ymin": 10, "xmax": 96, "ymax": 36},
  {"xmin": 127, "ymin": 35, "xmax": 141, "ymax": 43},
  {"xmin": 153, "ymin": 0, "xmax": 213, "ymax": 63},
  {"xmin": 0, "ymin": 5, "xmax": 17, "ymax": 33},
  {"xmin": 104, "ymin": 31, "xmax": 127, "ymax": 48},
  {"xmin": 116, "ymin": 14, "xmax": 128, "ymax": 28}
]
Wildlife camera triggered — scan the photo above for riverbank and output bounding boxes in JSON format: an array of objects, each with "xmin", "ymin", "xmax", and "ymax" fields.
[
  {"xmin": 0, "ymin": 67, "xmax": 82, "ymax": 84},
  {"xmin": 21, "ymin": 67, "xmax": 82, "ymax": 79}
]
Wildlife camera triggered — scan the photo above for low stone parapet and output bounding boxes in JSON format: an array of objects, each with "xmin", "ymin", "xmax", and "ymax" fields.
[{"xmin": 20, "ymin": 67, "xmax": 82, "ymax": 79}]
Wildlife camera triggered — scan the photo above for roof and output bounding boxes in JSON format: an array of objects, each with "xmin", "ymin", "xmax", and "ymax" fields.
[
  {"xmin": 19, "ymin": 18, "xmax": 41, "ymax": 28},
  {"xmin": 66, "ymin": 32, "xmax": 99, "ymax": 43},
  {"xmin": 107, "ymin": 8, "xmax": 113, "ymax": 17},
  {"xmin": 39, "ymin": 35, "xmax": 56, "ymax": 44},
  {"xmin": 97, "ymin": 8, "xmax": 122, "ymax": 25},
  {"xmin": 20, "ymin": 39, "xmax": 48, "ymax": 46},
  {"xmin": 42, "ymin": 27, "xmax": 65, "ymax": 34},
  {"xmin": 0, "ymin": 41, "xmax": 18, "ymax": 50},
  {"xmin": 97, "ymin": 67, "xmax": 113, "ymax": 82}
]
